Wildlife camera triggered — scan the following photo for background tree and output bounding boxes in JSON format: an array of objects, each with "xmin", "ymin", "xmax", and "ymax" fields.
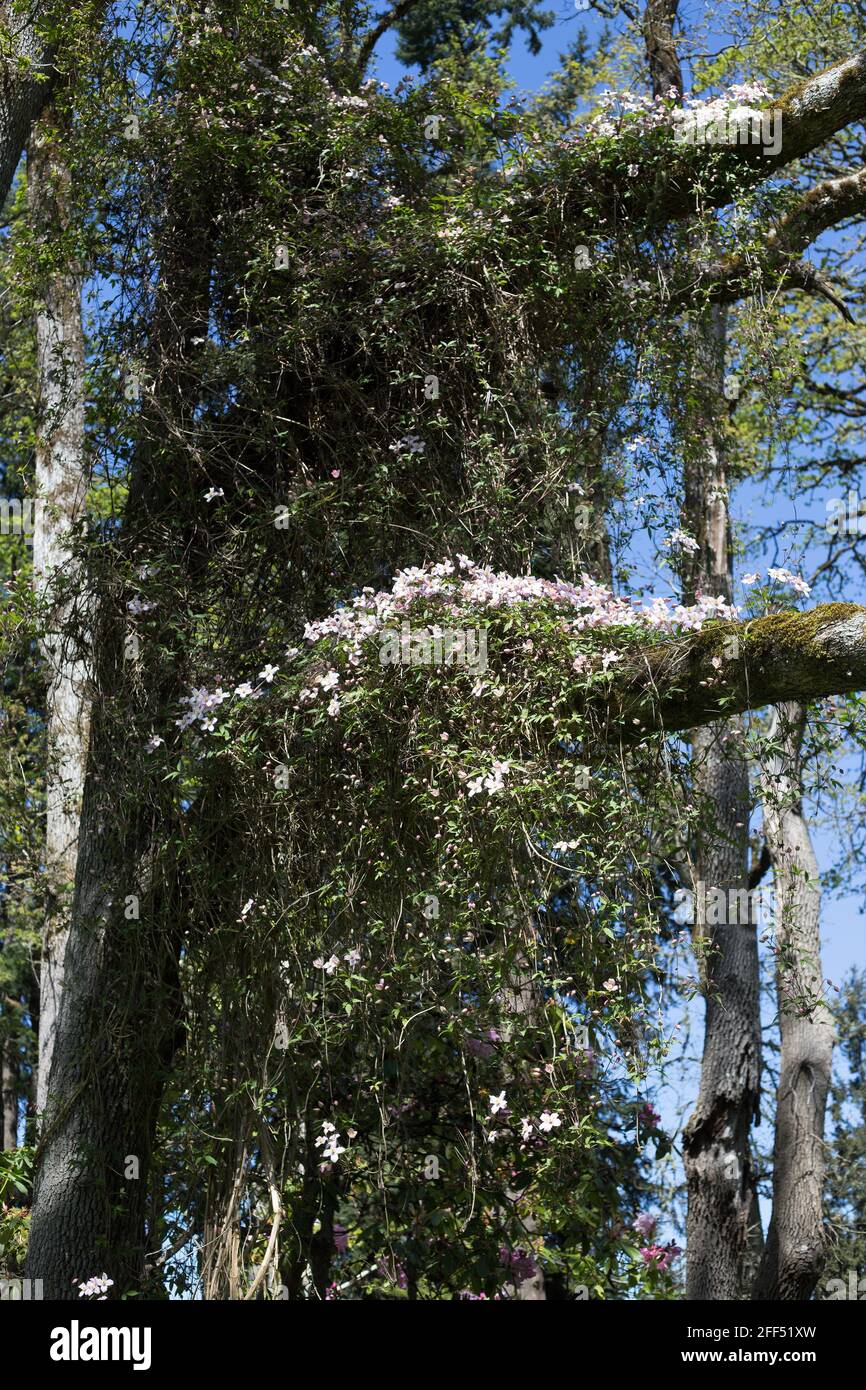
[{"xmin": 823, "ymin": 969, "xmax": 866, "ymax": 1292}]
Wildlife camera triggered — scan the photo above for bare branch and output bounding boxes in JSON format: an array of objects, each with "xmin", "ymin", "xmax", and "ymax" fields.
[
  {"xmin": 355, "ymin": 0, "xmax": 426, "ymax": 73},
  {"xmin": 747, "ymin": 841, "xmax": 772, "ymax": 891}
]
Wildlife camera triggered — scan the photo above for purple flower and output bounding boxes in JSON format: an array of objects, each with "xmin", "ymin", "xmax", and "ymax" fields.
[
  {"xmin": 499, "ymin": 1247, "xmax": 538, "ymax": 1283},
  {"xmin": 640, "ymin": 1240, "xmax": 681, "ymax": 1271},
  {"xmin": 633, "ymin": 1213, "xmax": 657, "ymax": 1239}
]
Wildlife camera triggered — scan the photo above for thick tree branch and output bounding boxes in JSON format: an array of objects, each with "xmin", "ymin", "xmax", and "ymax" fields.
[
  {"xmin": 680, "ymin": 168, "xmax": 866, "ymax": 319},
  {"xmin": 755, "ymin": 52, "xmax": 866, "ymax": 173},
  {"xmin": 690, "ymin": 255, "xmax": 854, "ymax": 321},
  {"xmin": 605, "ymin": 603, "xmax": 866, "ymax": 735},
  {"xmin": 769, "ymin": 261, "xmax": 854, "ymax": 322},
  {"xmin": 519, "ymin": 50, "xmax": 866, "ymax": 286},
  {"xmin": 770, "ymin": 167, "xmax": 866, "ymax": 252},
  {"xmin": 564, "ymin": 52, "xmax": 866, "ymax": 229}
]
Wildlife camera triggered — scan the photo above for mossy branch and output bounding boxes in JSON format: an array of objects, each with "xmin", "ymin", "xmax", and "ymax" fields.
[
  {"xmin": 605, "ymin": 603, "xmax": 866, "ymax": 735},
  {"xmin": 568, "ymin": 51, "xmax": 866, "ymax": 228}
]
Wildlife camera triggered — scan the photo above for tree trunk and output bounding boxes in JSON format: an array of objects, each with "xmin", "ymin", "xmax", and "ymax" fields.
[
  {"xmin": 642, "ymin": 0, "xmax": 683, "ymax": 101},
  {"xmin": 26, "ymin": 97, "xmax": 218, "ymax": 1289},
  {"xmin": 25, "ymin": 147, "xmax": 213, "ymax": 1296},
  {"xmin": 753, "ymin": 704, "xmax": 834, "ymax": 1300},
  {"xmin": 0, "ymin": 1, "xmax": 54, "ymax": 207},
  {"xmin": 638, "ymin": 51, "xmax": 761, "ymax": 1297},
  {"xmin": 24, "ymin": 605, "xmax": 185, "ymax": 1294},
  {"xmin": 28, "ymin": 115, "xmax": 90, "ymax": 1124},
  {"xmin": 1, "ymin": 1031, "xmax": 18, "ymax": 1148},
  {"xmin": 683, "ymin": 723, "xmax": 761, "ymax": 1298},
  {"xmin": 680, "ymin": 308, "xmax": 763, "ymax": 1299}
]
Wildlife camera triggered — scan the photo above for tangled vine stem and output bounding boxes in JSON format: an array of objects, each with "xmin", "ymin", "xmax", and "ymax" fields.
[{"xmin": 608, "ymin": 604, "xmax": 866, "ymax": 735}]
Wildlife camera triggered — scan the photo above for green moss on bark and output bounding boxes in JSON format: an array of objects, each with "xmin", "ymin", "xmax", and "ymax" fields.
[
  {"xmin": 739, "ymin": 604, "xmax": 862, "ymax": 661},
  {"xmin": 683, "ymin": 604, "xmax": 862, "ymax": 665}
]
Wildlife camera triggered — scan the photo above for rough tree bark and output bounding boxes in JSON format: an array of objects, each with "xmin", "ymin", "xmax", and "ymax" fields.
[
  {"xmin": 753, "ymin": 704, "xmax": 834, "ymax": 1300},
  {"xmin": 684, "ymin": 708, "xmax": 762, "ymax": 1300},
  {"xmin": 608, "ymin": 603, "xmax": 866, "ymax": 735},
  {"xmin": 26, "ymin": 126, "xmax": 213, "ymax": 1298},
  {"xmin": 676, "ymin": 308, "xmax": 763, "ymax": 1300},
  {"xmin": 28, "ymin": 114, "xmax": 90, "ymax": 1123},
  {"xmin": 638, "ymin": 7, "xmax": 763, "ymax": 1298},
  {"xmin": 642, "ymin": 0, "xmax": 683, "ymax": 102},
  {"xmin": 25, "ymin": 694, "xmax": 185, "ymax": 1296},
  {"xmin": 1, "ymin": 1033, "xmax": 18, "ymax": 1148},
  {"xmin": 0, "ymin": 1, "xmax": 54, "ymax": 209}
]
